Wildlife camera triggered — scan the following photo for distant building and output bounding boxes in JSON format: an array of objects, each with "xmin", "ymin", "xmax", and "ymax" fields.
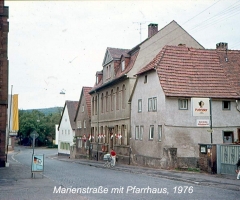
[
  {"xmin": 55, "ymin": 124, "xmax": 59, "ymax": 145},
  {"xmin": 0, "ymin": 0, "xmax": 9, "ymax": 167},
  {"xmin": 58, "ymin": 101, "xmax": 78, "ymax": 156},
  {"xmin": 72, "ymin": 86, "xmax": 92, "ymax": 159}
]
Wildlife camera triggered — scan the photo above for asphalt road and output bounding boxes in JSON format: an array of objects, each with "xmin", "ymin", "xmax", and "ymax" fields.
[{"xmin": 5, "ymin": 146, "xmax": 240, "ymax": 200}]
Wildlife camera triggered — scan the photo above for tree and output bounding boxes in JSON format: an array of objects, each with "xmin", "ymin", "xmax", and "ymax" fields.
[{"xmin": 18, "ymin": 109, "xmax": 62, "ymax": 146}]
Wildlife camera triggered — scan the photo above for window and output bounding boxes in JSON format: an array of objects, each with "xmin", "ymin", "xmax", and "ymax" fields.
[
  {"xmin": 95, "ymin": 95, "xmax": 98, "ymax": 115},
  {"xmin": 135, "ymin": 126, "xmax": 139, "ymax": 140},
  {"xmin": 92, "ymin": 97, "xmax": 94, "ymax": 115},
  {"xmin": 140, "ymin": 126, "xmax": 143, "ymax": 140},
  {"xmin": 222, "ymin": 101, "xmax": 231, "ymax": 110},
  {"xmin": 78, "ymin": 121, "xmax": 82, "ymax": 129},
  {"xmin": 122, "ymin": 85, "xmax": 126, "ymax": 109},
  {"xmin": 101, "ymin": 93, "xmax": 104, "ymax": 113},
  {"xmin": 223, "ymin": 131, "xmax": 233, "ymax": 143},
  {"xmin": 116, "ymin": 87, "xmax": 119, "ymax": 110},
  {"xmin": 106, "ymin": 66, "xmax": 109, "ymax": 79},
  {"xmin": 179, "ymin": 99, "xmax": 188, "ymax": 110},
  {"xmin": 149, "ymin": 125, "xmax": 154, "ymax": 140},
  {"xmin": 138, "ymin": 99, "xmax": 142, "ymax": 112},
  {"xmin": 111, "ymin": 89, "xmax": 114, "ymax": 111},
  {"xmin": 68, "ymin": 130, "xmax": 70, "ymax": 135},
  {"xmin": 82, "ymin": 105, "xmax": 84, "ymax": 112},
  {"xmin": 148, "ymin": 97, "xmax": 157, "ymax": 111},
  {"xmin": 106, "ymin": 92, "xmax": 109, "ymax": 112},
  {"xmin": 158, "ymin": 125, "xmax": 162, "ymax": 141},
  {"xmin": 84, "ymin": 120, "xmax": 86, "ymax": 128},
  {"xmin": 121, "ymin": 60, "xmax": 125, "ymax": 71},
  {"xmin": 78, "ymin": 139, "xmax": 82, "ymax": 148},
  {"xmin": 144, "ymin": 75, "xmax": 147, "ymax": 83},
  {"xmin": 109, "ymin": 65, "xmax": 111, "ymax": 78}
]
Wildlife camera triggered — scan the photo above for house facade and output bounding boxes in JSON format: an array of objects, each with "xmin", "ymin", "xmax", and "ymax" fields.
[
  {"xmin": 72, "ymin": 86, "xmax": 92, "ymax": 159},
  {"xmin": 58, "ymin": 100, "xmax": 78, "ymax": 156},
  {"xmin": 89, "ymin": 21, "xmax": 204, "ymax": 164},
  {"xmin": 130, "ymin": 44, "xmax": 240, "ymax": 169},
  {"xmin": 0, "ymin": 1, "xmax": 9, "ymax": 167}
]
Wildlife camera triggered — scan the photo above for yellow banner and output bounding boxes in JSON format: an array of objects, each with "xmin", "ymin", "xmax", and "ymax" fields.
[{"xmin": 12, "ymin": 94, "xmax": 19, "ymax": 131}]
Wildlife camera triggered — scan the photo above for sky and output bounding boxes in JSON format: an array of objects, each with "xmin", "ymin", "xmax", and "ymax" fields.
[{"xmin": 5, "ymin": 0, "xmax": 240, "ymax": 110}]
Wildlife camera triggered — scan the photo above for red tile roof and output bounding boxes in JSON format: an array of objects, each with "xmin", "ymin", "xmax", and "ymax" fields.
[
  {"xmin": 83, "ymin": 86, "xmax": 92, "ymax": 118},
  {"xmin": 217, "ymin": 50, "xmax": 240, "ymax": 96},
  {"xmin": 90, "ymin": 50, "xmax": 139, "ymax": 93},
  {"xmin": 137, "ymin": 45, "xmax": 240, "ymax": 98}
]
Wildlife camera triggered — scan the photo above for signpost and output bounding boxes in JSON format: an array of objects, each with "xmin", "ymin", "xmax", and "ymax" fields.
[
  {"xmin": 30, "ymin": 130, "xmax": 39, "ymax": 154},
  {"xmin": 30, "ymin": 130, "xmax": 44, "ymax": 178}
]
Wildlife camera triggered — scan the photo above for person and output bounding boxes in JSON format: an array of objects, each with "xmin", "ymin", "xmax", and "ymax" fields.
[
  {"xmin": 236, "ymin": 158, "xmax": 240, "ymax": 179},
  {"xmin": 110, "ymin": 149, "xmax": 116, "ymax": 166}
]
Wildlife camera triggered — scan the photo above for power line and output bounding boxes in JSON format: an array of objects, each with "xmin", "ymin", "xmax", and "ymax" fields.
[{"xmin": 131, "ymin": 0, "xmax": 239, "ymax": 64}]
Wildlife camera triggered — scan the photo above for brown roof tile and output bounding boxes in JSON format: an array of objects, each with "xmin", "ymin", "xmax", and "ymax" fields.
[
  {"xmin": 107, "ymin": 47, "xmax": 130, "ymax": 59},
  {"xmin": 138, "ymin": 45, "xmax": 240, "ymax": 98},
  {"xmin": 66, "ymin": 100, "xmax": 78, "ymax": 129}
]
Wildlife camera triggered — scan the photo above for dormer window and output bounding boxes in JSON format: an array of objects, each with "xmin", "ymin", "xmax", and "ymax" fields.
[{"xmin": 121, "ymin": 60, "xmax": 125, "ymax": 71}]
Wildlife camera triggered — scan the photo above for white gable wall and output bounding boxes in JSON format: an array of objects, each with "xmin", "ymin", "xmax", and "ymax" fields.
[
  {"xmin": 128, "ymin": 21, "xmax": 203, "ymax": 77},
  {"xmin": 58, "ymin": 106, "xmax": 75, "ymax": 155}
]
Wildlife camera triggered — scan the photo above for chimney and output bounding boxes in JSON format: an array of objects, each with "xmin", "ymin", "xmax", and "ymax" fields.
[
  {"xmin": 96, "ymin": 71, "xmax": 103, "ymax": 85},
  {"xmin": 148, "ymin": 23, "xmax": 158, "ymax": 38},
  {"xmin": 216, "ymin": 42, "xmax": 228, "ymax": 50}
]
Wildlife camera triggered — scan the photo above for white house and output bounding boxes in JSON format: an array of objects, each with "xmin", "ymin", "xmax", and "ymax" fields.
[
  {"xmin": 58, "ymin": 100, "xmax": 78, "ymax": 155},
  {"xmin": 130, "ymin": 43, "xmax": 240, "ymax": 169}
]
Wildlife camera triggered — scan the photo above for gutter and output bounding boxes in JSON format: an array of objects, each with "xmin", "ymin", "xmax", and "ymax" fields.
[{"xmin": 89, "ymin": 74, "xmax": 128, "ymax": 94}]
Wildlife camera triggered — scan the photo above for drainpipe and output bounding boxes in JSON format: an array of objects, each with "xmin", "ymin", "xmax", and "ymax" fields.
[
  {"xmin": 97, "ymin": 92, "xmax": 99, "ymax": 161},
  {"xmin": 236, "ymin": 100, "xmax": 240, "ymax": 112}
]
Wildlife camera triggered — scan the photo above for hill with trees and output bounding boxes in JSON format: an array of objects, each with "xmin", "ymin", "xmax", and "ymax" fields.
[{"xmin": 18, "ymin": 107, "xmax": 63, "ymax": 146}]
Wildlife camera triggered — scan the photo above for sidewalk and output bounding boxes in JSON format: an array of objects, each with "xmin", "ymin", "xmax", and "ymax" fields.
[
  {"xmin": 0, "ymin": 151, "xmax": 87, "ymax": 200},
  {"xmin": 50, "ymin": 154, "xmax": 240, "ymax": 191}
]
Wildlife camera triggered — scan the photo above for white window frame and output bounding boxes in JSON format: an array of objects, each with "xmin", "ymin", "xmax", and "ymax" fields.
[
  {"xmin": 179, "ymin": 99, "xmax": 188, "ymax": 110},
  {"xmin": 158, "ymin": 125, "xmax": 162, "ymax": 142},
  {"xmin": 148, "ymin": 97, "xmax": 157, "ymax": 112},
  {"xmin": 121, "ymin": 60, "xmax": 125, "ymax": 71},
  {"xmin": 138, "ymin": 99, "xmax": 142, "ymax": 112},
  {"xmin": 149, "ymin": 125, "xmax": 154, "ymax": 140},
  {"xmin": 82, "ymin": 105, "xmax": 84, "ymax": 112},
  {"xmin": 140, "ymin": 126, "xmax": 143, "ymax": 140},
  {"xmin": 135, "ymin": 126, "xmax": 139, "ymax": 140},
  {"xmin": 84, "ymin": 120, "xmax": 86, "ymax": 128}
]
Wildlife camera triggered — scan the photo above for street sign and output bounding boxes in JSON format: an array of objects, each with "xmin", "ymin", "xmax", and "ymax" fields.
[{"xmin": 30, "ymin": 130, "xmax": 39, "ymax": 139}]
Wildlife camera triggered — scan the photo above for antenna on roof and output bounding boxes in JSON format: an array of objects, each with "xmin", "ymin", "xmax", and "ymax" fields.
[{"xmin": 133, "ymin": 21, "xmax": 151, "ymax": 43}]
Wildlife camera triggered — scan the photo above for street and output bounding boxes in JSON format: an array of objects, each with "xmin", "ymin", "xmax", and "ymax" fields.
[{"xmin": 0, "ymin": 146, "xmax": 239, "ymax": 200}]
